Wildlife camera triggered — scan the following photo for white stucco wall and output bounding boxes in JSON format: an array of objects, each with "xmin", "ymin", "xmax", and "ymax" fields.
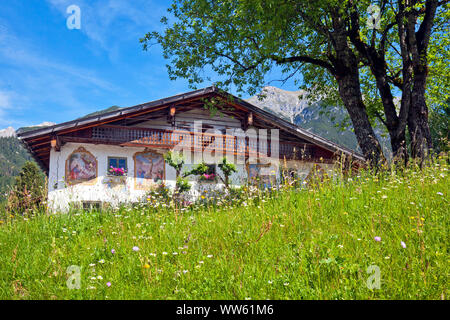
[
  {"xmin": 48, "ymin": 143, "xmax": 160, "ymax": 212},
  {"xmin": 47, "ymin": 143, "xmax": 252, "ymax": 212},
  {"xmin": 47, "ymin": 142, "xmax": 336, "ymax": 212}
]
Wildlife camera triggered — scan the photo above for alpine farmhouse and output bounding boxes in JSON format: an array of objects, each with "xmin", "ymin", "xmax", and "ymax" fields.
[{"xmin": 18, "ymin": 87, "xmax": 364, "ymax": 212}]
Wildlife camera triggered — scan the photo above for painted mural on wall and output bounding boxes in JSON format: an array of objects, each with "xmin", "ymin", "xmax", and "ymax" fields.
[
  {"xmin": 134, "ymin": 150, "xmax": 165, "ymax": 190},
  {"xmin": 65, "ymin": 147, "xmax": 98, "ymax": 185}
]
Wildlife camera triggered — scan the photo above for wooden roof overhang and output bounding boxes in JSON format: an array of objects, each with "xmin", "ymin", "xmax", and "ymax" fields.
[{"xmin": 17, "ymin": 86, "xmax": 365, "ymax": 174}]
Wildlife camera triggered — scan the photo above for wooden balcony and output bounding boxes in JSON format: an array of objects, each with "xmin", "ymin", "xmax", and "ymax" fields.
[{"xmin": 65, "ymin": 125, "xmax": 321, "ymax": 160}]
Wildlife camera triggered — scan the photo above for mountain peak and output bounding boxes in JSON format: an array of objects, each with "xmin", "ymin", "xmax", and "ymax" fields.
[
  {"xmin": 246, "ymin": 86, "xmax": 310, "ymax": 123},
  {"xmin": 0, "ymin": 126, "xmax": 16, "ymax": 138}
]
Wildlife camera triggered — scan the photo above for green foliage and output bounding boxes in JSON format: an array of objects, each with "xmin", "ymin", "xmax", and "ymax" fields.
[
  {"xmin": 218, "ymin": 157, "xmax": 237, "ymax": 177},
  {"xmin": 0, "ymin": 158, "xmax": 447, "ymax": 299},
  {"xmin": 429, "ymin": 100, "xmax": 450, "ymax": 154},
  {"xmin": 0, "ymin": 137, "xmax": 34, "ymax": 203},
  {"xmin": 426, "ymin": 4, "xmax": 450, "ymax": 108},
  {"xmin": 164, "ymin": 151, "xmax": 192, "ymax": 197},
  {"xmin": 6, "ymin": 161, "xmax": 46, "ymax": 215},
  {"xmin": 176, "ymin": 176, "xmax": 191, "ymax": 194},
  {"xmin": 142, "ymin": 0, "xmax": 449, "ymax": 160},
  {"xmin": 183, "ymin": 162, "xmax": 209, "ymax": 177},
  {"xmin": 78, "ymin": 106, "xmax": 121, "ymax": 120},
  {"xmin": 218, "ymin": 157, "xmax": 237, "ymax": 188},
  {"xmin": 146, "ymin": 182, "xmax": 172, "ymax": 206},
  {"xmin": 164, "ymin": 150, "xmax": 185, "ymax": 177}
]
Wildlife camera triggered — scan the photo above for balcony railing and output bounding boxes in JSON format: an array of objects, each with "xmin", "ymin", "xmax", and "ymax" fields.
[{"xmin": 91, "ymin": 125, "xmax": 315, "ymax": 160}]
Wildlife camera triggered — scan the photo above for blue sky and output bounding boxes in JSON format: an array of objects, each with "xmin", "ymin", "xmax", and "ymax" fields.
[{"xmin": 0, "ymin": 0, "xmax": 297, "ymax": 129}]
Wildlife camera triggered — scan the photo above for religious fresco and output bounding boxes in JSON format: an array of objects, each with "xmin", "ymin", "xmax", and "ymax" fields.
[
  {"xmin": 65, "ymin": 147, "xmax": 98, "ymax": 185},
  {"xmin": 134, "ymin": 150, "xmax": 165, "ymax": 190}
]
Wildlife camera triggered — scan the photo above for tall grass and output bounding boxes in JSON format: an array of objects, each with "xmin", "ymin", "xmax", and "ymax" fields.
[{"xmin": 0, "ymin": 158, "xmax": 448, "ymax": 299}]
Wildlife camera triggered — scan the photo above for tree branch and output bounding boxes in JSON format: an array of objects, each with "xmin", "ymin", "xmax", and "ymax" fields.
[{"xmin": 270, "ymin": 55, "xmax": 336, "ymax": 75}]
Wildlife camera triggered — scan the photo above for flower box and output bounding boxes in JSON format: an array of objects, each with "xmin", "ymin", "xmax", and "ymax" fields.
[
  {"xmin": 108, "ymin": 166, "xmax": 127, "ymax": 177},
  {"xmin": 198, "ymin": 173, "xmax": 217, "ymax": 183}
]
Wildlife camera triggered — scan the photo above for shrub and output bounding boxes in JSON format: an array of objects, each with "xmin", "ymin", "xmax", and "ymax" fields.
[
  {"xmin": 5, "ymin": 161, "xmax": 47, "ymax": 216},
  {"xmin": 217, "ymin": 157, "xmax": 237, "ymax": 189}
]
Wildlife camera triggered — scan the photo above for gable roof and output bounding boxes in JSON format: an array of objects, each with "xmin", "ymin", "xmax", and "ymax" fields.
[{"xmin": 18, "ymin": 86, "xmax": 365, "ymax": 173}]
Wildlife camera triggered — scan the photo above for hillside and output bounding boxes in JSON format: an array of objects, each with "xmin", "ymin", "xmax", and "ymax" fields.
[
  {"xmin": 0, "ymin": 122, "xmax": 55, "ymax": 201},
  {"xmin": 0, "ymin": 137, "xmax": 32, "ymax": 199},
  {"xmin": 15, "ymin": 122, "xmax": 56, "ymax": 135},
  {"xmin": 0, "ymin": 160, "xmax": 447, "ymax": 299},
  {"xmin": 78, "ymin": 106, "xmax": 121, "ymax": 119}
]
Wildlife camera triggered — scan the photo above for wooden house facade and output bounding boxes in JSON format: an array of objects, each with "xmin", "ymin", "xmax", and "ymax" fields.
[{"xmin": 18, "ymin": 87, "xmax": 364, "ymax": 211}]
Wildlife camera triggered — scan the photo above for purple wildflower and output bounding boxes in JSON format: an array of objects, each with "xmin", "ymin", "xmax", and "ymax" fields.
[{"xmin": 374, "ymin": 236, "xmax": 381, "ymax": 242}]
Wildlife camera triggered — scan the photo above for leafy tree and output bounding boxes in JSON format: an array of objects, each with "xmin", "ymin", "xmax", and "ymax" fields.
[
  {"xmin": 347, "ymin": 0, "xmax": 449, "ymax": 162},
  {"xmin": 163, "ymin": 150, "xmax": 192, "ymax": 197},
  {"xmin": 142, "ymin": 0, "xmax": 384, "ymax": 165},
  {"xmin": 142, "ymin": 0, "xmax": 449, "ymax": 165}
]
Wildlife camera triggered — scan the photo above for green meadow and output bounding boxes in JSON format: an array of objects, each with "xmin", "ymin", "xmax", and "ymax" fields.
[{"xmin": 0, "ymin": 159, "xmax": 448, "ymax": 300}]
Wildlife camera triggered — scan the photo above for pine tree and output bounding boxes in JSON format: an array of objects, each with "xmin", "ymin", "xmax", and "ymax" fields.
[{"xmin": 7, "ymin": 161, "xmax": 46, "ymax": 215}]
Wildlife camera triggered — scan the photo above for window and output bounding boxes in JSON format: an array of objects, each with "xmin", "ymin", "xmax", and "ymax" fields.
[
  {"xmin": 108, "ymin": 157, "xmax": 127, "ymax": 176},
  {"xmin": 205, "ymin": 164, "xmax": 216, "ymax": 175},
  {"xmin": 198, "ymin": 164, "xmax": 217, "ymax": 182},
  {"xmin": 82, "ymin": 201, "xmax": 102, "ymax": 211}
]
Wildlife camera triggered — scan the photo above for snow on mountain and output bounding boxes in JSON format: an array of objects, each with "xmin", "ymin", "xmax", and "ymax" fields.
[
  {"xmin": 246, "ymin": 86, "xmax": 312, "ymax": 123},
  {"xmin": 0, "ymin": 122, "xmax": 56, "ymax": 138},
  {"xmin": 0, "ymin": 126, "xmax": 16, "ymax": 138}
]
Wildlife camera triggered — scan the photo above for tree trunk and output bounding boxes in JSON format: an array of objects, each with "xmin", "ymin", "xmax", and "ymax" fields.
[
  {"xmin": 336, "ymin": 75, "xmax": 384, "ymax": 166},
  {"xmin": 372, "ymin": 66, "xmax": 408, "ymax": 164},
  {"xmin": 346, "ymin": 4, "xmax": 408, "ymax": 164},
  {"xmin": 330, "ymin": 13, "xmax": 385, "ymax": 166},
  {"xmin": 408, "ymin": 71, "xmax": 433, "ymax": 159},
  {"xmin": 403, "ymin": 0, "xmax": 437, "ymax": 160}
]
